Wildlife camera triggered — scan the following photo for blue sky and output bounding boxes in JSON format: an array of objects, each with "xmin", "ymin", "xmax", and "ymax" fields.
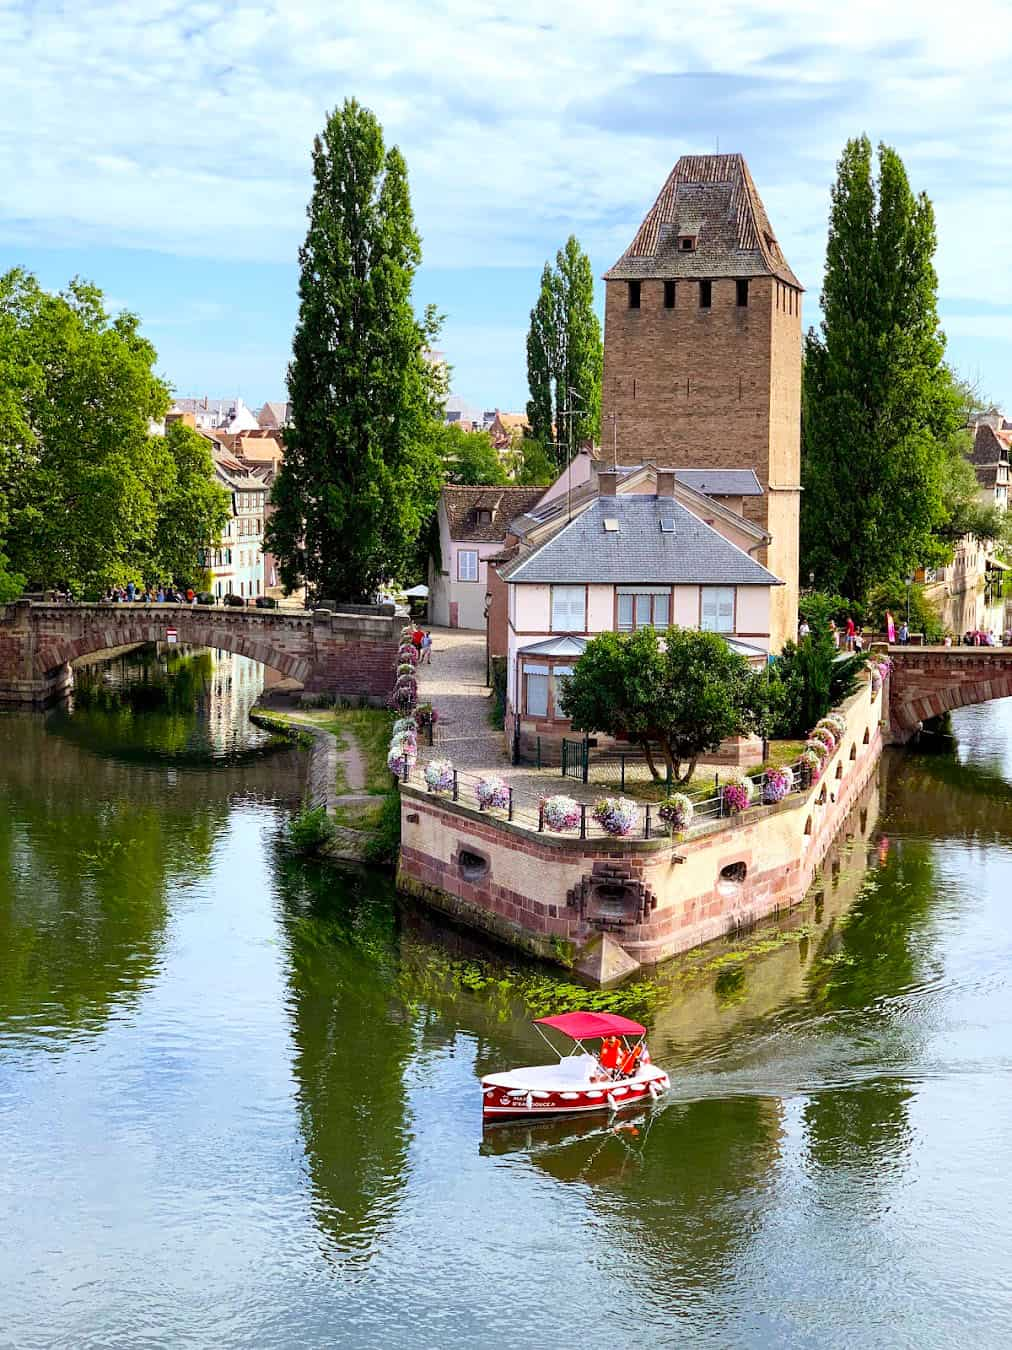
[{"xmin": 6, "ymin": 1, "xmax": 1012, "ymax": 413}]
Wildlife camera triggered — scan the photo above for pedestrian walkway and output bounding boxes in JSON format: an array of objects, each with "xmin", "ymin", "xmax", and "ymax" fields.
[{"xmin": 415, "ymin": 627, "xmax": 510, "ymax": 770}]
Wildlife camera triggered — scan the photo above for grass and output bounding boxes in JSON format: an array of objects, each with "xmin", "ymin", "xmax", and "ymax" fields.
[
  {"xmin": 280, "ymin": 705, "xmax": 394, "ymax": 795},
  {"xmin": 584, "ymin": 739, "xmax": 809, "ymax": 804},
  {"xmin": 333, "ymin": 799, "xmax": 387, "ymax": 831}
]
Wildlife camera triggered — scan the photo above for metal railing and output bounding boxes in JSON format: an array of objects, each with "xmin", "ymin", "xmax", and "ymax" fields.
[{"xmin": 400, "ymin": 756, "xmax": 812, "ymax": 843}]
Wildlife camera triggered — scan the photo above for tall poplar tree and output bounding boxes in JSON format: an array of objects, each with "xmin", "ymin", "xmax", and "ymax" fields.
[
  {"xmin": 525, "ymin": 236, "xmax": 602, "ymax": 469},
  {"xmin": 267, "ymin": 99, "xmax": 443, "ymax": 602},
  {"xmin": 801, "ymin": 137, "xmax": 961, "ymax": 599}
]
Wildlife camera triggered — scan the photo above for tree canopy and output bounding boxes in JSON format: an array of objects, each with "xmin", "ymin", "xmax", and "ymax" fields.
[
  {"xmin": 525, "ymin": 236, "xmax": 602, "ymax": 469},
  {"xmin": 801, "ymin": 138, "xmax": 966, "ymax": 599},
  {"xmin": 0, "ymin": 269, "xmax": 226, "ymax": 595},
  {"xmin": 265, "ymin": 98, "xmax": 444, "ymax": 602},
  {"xmin": 432, "ymin": 423, "xmax": 506, "ymax": 486},
  {"xmin": 558, "ymin": 627, "xmax": 768, "ymax": 783}
]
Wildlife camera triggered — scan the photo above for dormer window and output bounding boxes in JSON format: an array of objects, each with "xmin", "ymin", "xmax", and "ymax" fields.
[
  {"xmin": 476, "ymin": 508, "xmax": 492, "ymax": 524},
  {"xmin": 678, "ymin": 235, "xmax": 697, "ymax": 252}
]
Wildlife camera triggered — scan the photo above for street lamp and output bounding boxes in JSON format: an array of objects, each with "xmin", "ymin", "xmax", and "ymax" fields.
[{"xmin": 484, "ymin": 590, "xmax": 493, "ymax": 688}]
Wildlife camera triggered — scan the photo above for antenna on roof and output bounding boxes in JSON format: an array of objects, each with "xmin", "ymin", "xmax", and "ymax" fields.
[{"xmin": 716, "ymin": 135, "xmax": 720, "ymax": 153}]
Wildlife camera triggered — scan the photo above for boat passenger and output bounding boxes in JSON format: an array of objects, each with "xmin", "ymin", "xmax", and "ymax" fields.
[
  {"xmin": 618, "ymin": 1043, "xmax": 643, "ymax": 1078},
  {"xmin": 599, "ymin": 1036, "xmax": 622, "ymax": 1076}
]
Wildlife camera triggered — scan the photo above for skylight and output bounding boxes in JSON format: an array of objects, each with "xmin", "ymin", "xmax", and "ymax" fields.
[
  {"xmin": 659, "ymin": 518, "xmax": 675, "ymax": 533},
  {"xmin": 603, "ymin": 518, "xmax": 619, "ymax": 532}
]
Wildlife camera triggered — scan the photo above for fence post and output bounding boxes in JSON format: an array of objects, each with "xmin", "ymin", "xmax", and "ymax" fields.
[
  {"xmin": 666, "ymin": 763, "xmax": 672, "ymax": 792},
  {"xmin": 452, "ymin": 769, "xmax": 459, "ymax": 803},
  {"xmin": 644, "ymin": 804, "xmax": 651, "ymax": 840},
  {"xmin": 428, "ymin": 719, "xmax": 434, "ymax": 747},
  {"xmin": 539, "ymin": 801, "xmax": 545, "ymax": 832},
  {"xmin": 402, "ymin": 759, "xmax": 409, "ymax": 784},
  {"xmin": 508, "ymin": 786, "xmax": 514, "ymax": 822},
  {"xmin": 537, "ymin": 736, "xmax": 542, "ymax": 770},
  {"xmin": 620, "ymin": 754, "xmax": 626, "ymax": 791},
  {"xmin": 583, "ymin": 738, "xmax": 589, "ymax": 785},
  {"xmin": 580, "ymin": 803, "xmax": 587, "ymax": 839}
]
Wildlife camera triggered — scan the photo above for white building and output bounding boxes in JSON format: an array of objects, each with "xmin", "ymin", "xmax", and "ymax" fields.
[{"xmin": 203, "ymin": 452, "xmax": 268, "ymax": 601}]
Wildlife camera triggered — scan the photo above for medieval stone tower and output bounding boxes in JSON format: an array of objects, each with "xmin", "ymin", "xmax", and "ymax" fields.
[{"xmin": 601, "ymin": 153, "xmax": 802, "ymax": 650}]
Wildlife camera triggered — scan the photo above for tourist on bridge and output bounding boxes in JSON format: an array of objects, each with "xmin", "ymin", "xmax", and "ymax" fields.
[
  {"xmin": 126, "ymin": 580, "xmax": 135, "ymax": 602},
  {"xmin": 899, "ymin": 621, "xmax": 909, "ymax": 644},
  {"xmin": 845, "ymin": 615, "xmax": 856, "ymax": 651},
  {"xmin": 886, "ymin": 610, "xmax": 896, "ymax": 644},
  {"xmin": 421, "ymin": 631, "xmax": 432, "ymax": 664}
]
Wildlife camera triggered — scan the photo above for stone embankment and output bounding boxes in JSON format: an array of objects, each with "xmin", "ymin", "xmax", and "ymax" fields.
[{"xmin": 397, "ymin": 673, "xmax": 889, "ymax": 983}]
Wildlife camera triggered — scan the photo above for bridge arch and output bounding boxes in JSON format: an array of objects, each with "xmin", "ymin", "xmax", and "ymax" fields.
[
  {"xmin": 889, "ymin": 648, "xmax": 1012, "ymax": 739},
  {"xmin": 0, "ymin": 601, "xmax": 400, "ymax": 706}
]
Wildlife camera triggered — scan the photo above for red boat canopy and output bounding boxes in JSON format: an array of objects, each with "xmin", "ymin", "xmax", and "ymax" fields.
[{"xmin": 535, "ymin": 1012, "xmax": 646, "ymax": 1040}]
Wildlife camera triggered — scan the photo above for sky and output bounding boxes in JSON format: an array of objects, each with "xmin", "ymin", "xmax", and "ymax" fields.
[{"xmin": 6, "ymin": 0, "xmax": 1012, "ymax": 414}]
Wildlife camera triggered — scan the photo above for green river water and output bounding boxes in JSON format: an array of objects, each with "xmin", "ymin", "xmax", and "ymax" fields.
[{"xmin": 1, "ymin": 647, "xmax": 1011, "ymax": 1349}]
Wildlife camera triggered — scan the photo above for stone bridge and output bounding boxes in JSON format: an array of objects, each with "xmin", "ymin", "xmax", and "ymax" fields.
[
  {"xmin": 888, "ymin": 646, "xmax": 1012, "ymax": 740},
  {"xmin": 0, "ymin": 600, "xmax": 400, "ymax": 706}
]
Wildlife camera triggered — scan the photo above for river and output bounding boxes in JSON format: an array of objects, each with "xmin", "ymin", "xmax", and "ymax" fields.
[{"xmin": 2, "ymin": 646, "xmax": 1011, "ymax": 1349}]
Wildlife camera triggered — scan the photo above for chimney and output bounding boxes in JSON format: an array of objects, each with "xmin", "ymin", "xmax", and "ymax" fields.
[
  {"xmin": 656, "ymin": 468, "xmax": 676, "ymax": 497},
  {"xmin": 598, "ymin": 468, "xmax": 619, "ymax": 497}
]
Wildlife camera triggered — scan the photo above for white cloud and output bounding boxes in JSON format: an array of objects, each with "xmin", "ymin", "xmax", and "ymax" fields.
[{"xmin": 5, "ymin": 0, "xmax": 1012, "ymax": 310}]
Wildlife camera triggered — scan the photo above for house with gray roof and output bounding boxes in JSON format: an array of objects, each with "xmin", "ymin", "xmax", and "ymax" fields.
[{"xmin": 500, "ymin": 468, "xmax": 782, "ymax": 754}]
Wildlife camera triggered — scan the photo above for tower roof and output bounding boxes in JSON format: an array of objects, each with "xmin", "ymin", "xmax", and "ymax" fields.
[{"xmin": 605, "ymin": 153, "xmax": 801, "ymax": 287}]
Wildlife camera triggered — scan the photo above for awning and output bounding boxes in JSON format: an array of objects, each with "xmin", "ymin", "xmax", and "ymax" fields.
[
  {"xmin": 403, "ymin": 584, "xmax": 430, "ymax": 597},
  {"xmin": 986, "ymin": 558, "xmax": 1011, "ymax": 572},
  {"xmin": 535, "ymin": 1011, "xmax": 646, "ymax": 1040},
  {"xmin": 518, "ymin": 635, "xmax": 588, "ymax": 658}
]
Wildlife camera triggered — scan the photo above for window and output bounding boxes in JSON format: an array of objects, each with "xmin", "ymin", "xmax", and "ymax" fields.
[
  {"xmin": 736, "ymin": 279, "xmax": 749, "ymax": 307},
  {"xmin": 678, "ymin": 235, "xmax": 696, "ymax": 252},
  {"xmin": 628, "ymin": 280, "xmax": 641, "ymax": 310},
  {"xmin": 699, "ymin": 280, "xmax": 712, "ymax": 309},
  {"xmin": 700, "ymin": 586, "xmax": 735, "ymax": 632},
  {"xmin": 524, "ymin": 664, "xmax": 550, "ymax": 718},
  {"xmin": 663, "ymin": 279, "xmax": 676, "ymax": 309},
  {"xmin": 551, "ymin": 585, "xmax": 586, "ymax": 631},
  {"xmin": 458, "ymin": 549, "xmax": 479, "ymax": 582},
  {"xmin": 476, "ymin": 508, "xmax": 492, "ymax": 525},
  {"xmin": 617, "ymin": 589, "xmax": 670, "ymax": 631}
]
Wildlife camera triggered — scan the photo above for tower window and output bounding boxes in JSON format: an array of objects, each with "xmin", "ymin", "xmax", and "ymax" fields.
[
  {"xmin": 678, "ymin": 235, "xmax": 696, "ymax": 252},
  {"xmin": 699, "ymin": 280, "xmax": 712, "ymax": 309},
  {"xmin": 627, "ymin": 280, "xmax": 641, "ymax": 310},
  {"xmin": 736, "ymin": 279, "xmax": 749, "ymax": 307},
  {"xmin": 663, "ymin": 279, "xmax": 676, "ymax": 309}
]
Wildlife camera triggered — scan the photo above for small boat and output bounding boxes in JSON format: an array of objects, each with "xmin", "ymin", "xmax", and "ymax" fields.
[{"xmin": 480, "ymin": 1011, "xmax": 670, "ymax": 1121}]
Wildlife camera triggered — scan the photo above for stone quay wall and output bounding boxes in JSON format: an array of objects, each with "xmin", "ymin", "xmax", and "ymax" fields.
[
  {"xmin": 397, "ymin": 677, "xmax": 886, "ymax": 975},
  {"xmin": 0, "ymin": 601, "xmax": 400, "ymax": 706}
]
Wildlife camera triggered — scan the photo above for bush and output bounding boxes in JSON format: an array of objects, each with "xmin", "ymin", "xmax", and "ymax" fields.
[
  {"xmin": 287, "ymin": 804, "xmax": 334, "ymax": 854},
  {"xmin": 541, "ymin": 794, "xmax": 581, "ymax": 832},
  {"xmin": 197, "ymin": 591, "xmax": 216, "ymax": 605},
  {"xmin": 592, "ymin": 796, "xmax": 639, "ymax": 836},
  {"xmin": 255, "ymin": 595, "xmax": 278, "ymax": 609},
  {"xmin": 658, "ymin": 793, "xmax": 694, "ymax": 833},
  {"xmin": 424, "ymin": 758, "xmax": 454, "ymax": 793},
  {"xmin": 866, "ymin": 580, "xmax": 944, "ymax": 642},
  {"xmin": 475, "ymin": 775, "xmax": 510, "ymax": 810},
  {"xmin": 364, "ymin": 790, "xmax": 401, "ymax": 865}
]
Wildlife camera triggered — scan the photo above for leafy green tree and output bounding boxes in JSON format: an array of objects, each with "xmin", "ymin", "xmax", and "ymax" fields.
[
  {"xmin": 558, "ymin": 628, "xmax": 767, "ymax": 783},
  {"xmin": 433, "ymin": 422, "xmax": 506, "ymax": 485},
  {"xmin": 513, "ymin": 436, "xmax": 556, "ymax": 486},
  {"xmin": 266, "ymin": 99, "xmax": 444, "ymax": 602},
  {"xmin": 0, "ymin": 269, "xmax": 173, "ymax": 593},
  {"xmin": 525, "ymin": 236, "xmax": 602, "ymax": 469},
  {"xmin": 150, "ymin": 421, "xmax": 231, "ymax": 586},
  {"xmin": 767, "ymin": 596, "xmax": 866, "ymax": 736},
  {"xmin": 802, "ymin": 138, "xmax": 962, "ymax": 599}
]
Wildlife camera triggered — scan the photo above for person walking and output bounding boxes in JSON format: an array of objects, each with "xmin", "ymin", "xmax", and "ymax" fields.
[
  {"xmin": 898, "ymin": 621, "xmax": 909, "ymax": 644},
  {"xmin": 886, "ymin": 610, "xmax": 896, "ymax": 644},
  {"xmin": 420, "ymin": 631, "xmax": 432, "ymax": 665},
  {"xmin": 845, "ymin": 615, "xmax": 856, "ymax": 651}
]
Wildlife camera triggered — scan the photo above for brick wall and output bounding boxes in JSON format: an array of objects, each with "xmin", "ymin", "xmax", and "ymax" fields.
[
  {"xmin": 600, "ymin": 274, "xmax": 802, "ymax": 648},
  {"xmin": 889, "ymin": 649, "xmax": 1012, "ymax": 738}
]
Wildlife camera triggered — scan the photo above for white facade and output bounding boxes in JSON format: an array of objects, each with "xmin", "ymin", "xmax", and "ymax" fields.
[{"xmin": 205, "ymin": 461, "xmax": 267, "ymax": 601}]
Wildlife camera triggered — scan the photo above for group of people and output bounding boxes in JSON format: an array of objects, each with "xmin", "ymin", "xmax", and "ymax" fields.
[
  {"xmin": 801, "ymin": 612, "xmax": 910, "ymax": 651},
  {"xmin": 963, "ymin": 629, "xmax": 1008, "ymax": 647},
  {"xmin": 103, "ymin": 583, "xmax": 197, "ymax": 605},
  {"xmin": 591, "ymin": 1036, "xmax": 643, "ymax": 1082},
  {"xmin": 410, "ymin": 626, "xmax": 433, "ymax": 664}
]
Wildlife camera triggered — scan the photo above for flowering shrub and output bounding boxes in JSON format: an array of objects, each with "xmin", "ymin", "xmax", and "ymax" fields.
[
  {"xmin": 390, "ymin": 730, "xmax": 417, "ymax": 754},
  {"xmin": 476, "ymin": 775, "xmax": 510, "ymax": 811},
  {"xmin": 805, "ymin": 736, "xmax": 830, "ymax": 760},
  {"xmin": 388, "ymin": 684, "xmax": 417, "ymax": 713},
  {"xmin": 822, "ymin": 712, "xmax": 847, "ymax": 738},
  {"xmin": 415, "ymin": 702, "xmax": 438, "ymax": 729},
  {"xmin": 762, "ymin": 766, "xmax": 794, "ymax": 804},
  {"xmin": 592, "ymin": 796, "xmax": 640, "ymax": 836},
  {"xmin": 658, "ymin": 793, "xmax": 694, "ymax": 833},
  {"xmin": 800, "ymin": 747, "xmax": 823, "ymax": 781},
  {"xmin": 424, "ymin": 758, "xmax": 454, "ymax": 794},
  {"xmin": 387, "ymin": 744, "xmax": 417, "ymax": 776},
  {"xmin": 541, "ymin": 794, "xmax": 581, "ymax": 832},
  {"xmin": 398, "ymin": 645, "xmax": 419, "ymax": 665},
  {"xmin": 392, "ymin": 716, "xmax": 417, "ymax": 736},
  {"xmin": 397, "ymin": 663, "xmax": 415, "ymax": 677},
  {"xmin": 720, "ymin": 769, "xmax": 755, "ymax": 815},
  {"xmin": 811, "ymin": 726, "xmax": 836, "ymax": 751}
]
